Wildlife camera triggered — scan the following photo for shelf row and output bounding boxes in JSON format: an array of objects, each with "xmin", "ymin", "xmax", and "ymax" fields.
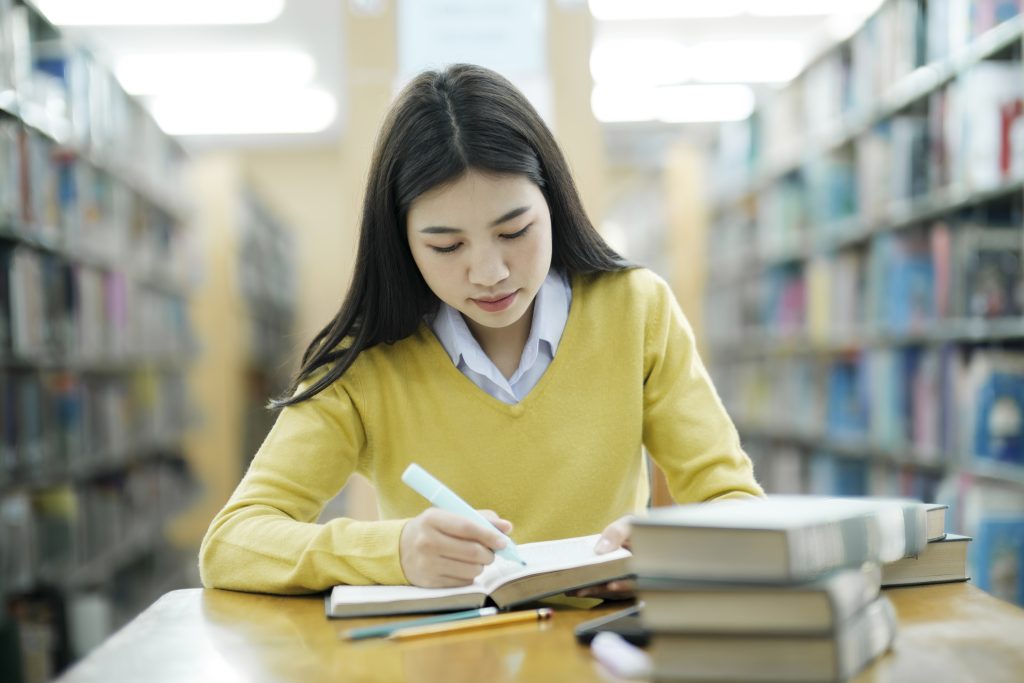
[
  {"xmin": 737, "ymin": 422, "xmax": 1024, "ymax": 487},
  {"xmin": 713, "ymin": 8, "xmax": 1024, "ymax": 206},
  {"xmin": 711, "ymin": 177, "xmax": 1024, "ymax": 282},
  {"xmin": 0, "ymin": 454, "xmax": 196, "ymax": 597},
  {"xmin": 711, "ymin": 345, "xmax": 1024, "ymax": 481},
  {"xmin": 0, "ymin": 1, "xmax": 189, "ymax": 220},
  {"xmin": 710, "ymin": 317, "xmax": 1024, "ymax": 359},
  {"xmin": 0, "ymin": 368, "xmax": 190, "ymax": 493}
]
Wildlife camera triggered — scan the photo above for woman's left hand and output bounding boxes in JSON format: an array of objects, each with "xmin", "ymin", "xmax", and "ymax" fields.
[{"xmin": 567, "ymin": 515, "xmax": 636, "ymax": 600}]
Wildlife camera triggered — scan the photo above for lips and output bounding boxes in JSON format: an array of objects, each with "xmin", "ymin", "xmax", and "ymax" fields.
[{"xmin": 472, "ymin": 290, "xmax": 519, "ymax": 313}]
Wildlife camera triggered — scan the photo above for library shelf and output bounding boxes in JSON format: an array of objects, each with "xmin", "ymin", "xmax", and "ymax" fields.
[
  {"xmin": 712, "ymin": 318, "xmax": 1024, "ymax": 360},
  {"xmin": 1, "ymin": 0, "xmax": 201, "ymax": 676},
  {"xmin": 705, "ymin": 3, "xmax": 1024, "ymax": 602},
  {"xmin": 711, "ymin": 15, "xmax": 1024, "ymax": 211}
]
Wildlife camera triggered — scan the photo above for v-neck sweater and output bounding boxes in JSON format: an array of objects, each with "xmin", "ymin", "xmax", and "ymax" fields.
[{"xmin": 199, "ymin": 268, "xmax": 763, "ymax": 593}]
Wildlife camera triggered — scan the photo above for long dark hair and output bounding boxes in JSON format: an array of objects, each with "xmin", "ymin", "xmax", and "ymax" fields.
[{"xmin": 273, "ymin": 64, "xmax": 629, "ymax": 408}]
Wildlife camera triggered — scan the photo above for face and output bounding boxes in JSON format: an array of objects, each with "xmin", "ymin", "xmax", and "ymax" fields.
[{"xmin": 406, "ymin": 169, "xmax": 553, "ymax": 339}]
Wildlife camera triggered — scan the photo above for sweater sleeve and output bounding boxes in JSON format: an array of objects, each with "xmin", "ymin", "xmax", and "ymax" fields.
[
  {"xmin": 198, "ymin": 379, "xmax": 408, "ymax": 593},
  {"xmin": 641, "ymin": 276, "xmax": 765, "ymax": 503}
]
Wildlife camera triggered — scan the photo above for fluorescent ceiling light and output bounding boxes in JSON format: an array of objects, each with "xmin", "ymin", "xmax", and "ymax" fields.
[
  {"xmin": 591, "ymin": 40, "xmax": 805, "ymax": 85},
  {"xmin": 116, "ymin": 51, "xmax": 316, "ymax": 95},
  {"xmin": 592, "ymin": 83, "xmax": 754, "ymax": 123},
  {"xmin": 590, "ymin": 40, "xmax": 689, "ymax": 86},
  {"xmin": 150, "ymin": 87, "xmax": 337, "ymax": 135},
  {"xmin": 656, "ymin": 84, "xmax": 755, "ymax": 122},
  {"xmin": 687, "ymin": 42, "xmax": 805, "ymax": 83},
  {"xmin": 589, "ymin": 0, "xmax": 743, "ymax": 20},
  {"xmin": 34, "ymin": 0, "xmax": 284, "ymax": 26},
  {"xmin": 591, "ymin": 85, "xmax": 656, "ymax": 122},
  {"xmin": 589, "ymin": 0, "xmax": 883, "ymax": 20}
]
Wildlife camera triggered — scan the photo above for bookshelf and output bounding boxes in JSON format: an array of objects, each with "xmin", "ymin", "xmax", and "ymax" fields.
[
  {"xmin": 177, "ymin": 154, "xmax": 297, "ymax": 548},
  {"xmin": 0, "ymin": 1, "xmax": 197, "ymax": 679},
  {"xmin": 705, "ymin": 0, "xmax": 1024, "ymax": 605}
]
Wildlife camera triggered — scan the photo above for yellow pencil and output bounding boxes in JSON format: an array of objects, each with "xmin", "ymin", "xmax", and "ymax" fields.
[{"xmin": 388, "ymin": 607, "xmax": 554, "ymax": 641}]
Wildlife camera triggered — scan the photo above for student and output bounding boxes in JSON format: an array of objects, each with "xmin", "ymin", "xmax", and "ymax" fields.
[{"xmin": 199, "ymin": 64, "xmax": 763, "ymax": 594}]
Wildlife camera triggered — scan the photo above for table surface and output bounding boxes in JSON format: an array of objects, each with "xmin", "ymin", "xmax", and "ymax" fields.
[{"xmin": 55, "ymin": 582, "xmax": 1024, "ymax": 683}]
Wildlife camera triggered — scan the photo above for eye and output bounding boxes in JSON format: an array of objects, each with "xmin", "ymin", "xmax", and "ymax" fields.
[
  {"xmin": 430, "ymin": 242, "xmax": 462, "ymax": 254},
  {"xmin": 500, "ymin": 224, "xmax": 531, "ymax": 240}
]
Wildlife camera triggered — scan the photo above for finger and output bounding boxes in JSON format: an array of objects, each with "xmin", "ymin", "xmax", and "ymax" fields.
[
  {"xmin": 427, "ymin": 510, "xmax": 507, "ymax": 549},
  {"xmin": 417, "ymin": 559, "xmax": 487, "ymax": 588},
  {"xmin": 434, "ymin": 557, "xmax": 488, "ymax": 584},
  {"xmin": 429, "ymin": 533, "xmax": 498, "ymax": 565},
  {"xmin": 478, "ymin": 510, "xmax": 514, "ymax": 534}
]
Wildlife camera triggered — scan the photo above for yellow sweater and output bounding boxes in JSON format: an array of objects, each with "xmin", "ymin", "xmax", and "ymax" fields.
[{"xmin": 199, "ymin": 268, "xmax": 763, "ymax": 593}]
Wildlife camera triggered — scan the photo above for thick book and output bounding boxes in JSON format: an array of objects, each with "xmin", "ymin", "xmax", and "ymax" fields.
[
  {"xmin": 649, "ymin": 594, "xmax": 896, "ymax": 683},
  {"xmin": 637, "ymin": 564, "xmax": 882, "ymax": 635},
  {"xmin": 325, "ymin": 534, "xmax": 631, "ymax": 618},
  {"xmin": 926, "ymin": 503, "xmax": 948, "ymax": 541},
  {"xmin": 881, "ymin": 533, "xmax": 971, "ymax": 587},
  {"xmin": 630, "ymin": 496, "xmax": 928, "ymax": 582}
]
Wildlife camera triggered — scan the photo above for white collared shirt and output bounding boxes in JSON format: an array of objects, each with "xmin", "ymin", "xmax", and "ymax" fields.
[{"xmin": 429, "ymin": 270, "xmax": 572, "ymax": 404}]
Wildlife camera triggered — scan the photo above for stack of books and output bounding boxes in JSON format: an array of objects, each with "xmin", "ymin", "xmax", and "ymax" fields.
[
  {"xmin": 882, "ymin": 503, "xmax": 972, "ymax": 588},
  {"xmin": 629, "ymin": 496, "xmax": 931, "ymax": 683}
]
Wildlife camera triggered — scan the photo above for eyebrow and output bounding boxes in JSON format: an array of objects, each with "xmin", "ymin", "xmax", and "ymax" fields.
[{"xmin": 419, "ymin": 206, "xmax": 531, "ymax": 234}]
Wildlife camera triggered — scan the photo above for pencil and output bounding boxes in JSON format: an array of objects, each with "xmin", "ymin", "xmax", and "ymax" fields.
[
  {"xmin": 388, "ymin": 607, "xmax": 554, "ymax": 641},
  {"xmin": 342, "ymin": 606, "xmax": 499, "ymax": 641}
]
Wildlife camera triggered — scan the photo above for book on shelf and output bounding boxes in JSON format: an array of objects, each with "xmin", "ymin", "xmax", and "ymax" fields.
[
  {"xmin": 972, "ymin": 516, "xmax": 1024, "ymax": 605},
  {"xmin": 637, "ymin": 564, "xmax": 881, "ymax": 635},
  {"xmin": 647, "ymin": 594, "xmax": 897, "ymax": 683},
  {"xmin": 629, "ymin": 496, "xmax": 928, "ymax": 583},
  {"xmin": 881, "ymin": 533, "xmax": 971, "ymax": 587},
  {"xmin": 965, "ymin": 350, "xmax": 1024, "ymax": 467},
  {"xmin": 325, "ymin": 534, "xmax": 631, "ymax": 618},
  {"xmin": 951, "ymin": 221, "xmax": 1023, "ymax": 320}
]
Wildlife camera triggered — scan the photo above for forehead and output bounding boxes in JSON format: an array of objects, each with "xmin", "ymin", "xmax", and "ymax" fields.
[{"xmin": 407, "ymin": 170, "xmax": 544, "ymax": 225}]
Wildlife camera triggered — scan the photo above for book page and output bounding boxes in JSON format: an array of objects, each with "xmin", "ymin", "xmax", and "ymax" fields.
[{"xmin": 476, "ymin": 534, "xmax": 632, "ymax": 593}]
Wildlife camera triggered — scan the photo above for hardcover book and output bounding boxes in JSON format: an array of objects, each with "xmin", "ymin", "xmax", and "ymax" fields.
[
  {"xmin": 325, "ymin": 534, "xmax": 631, "ymax": 618},
  {"xmin": 630, "ymin": 496, "xmax": 928, "ymax": 582}
]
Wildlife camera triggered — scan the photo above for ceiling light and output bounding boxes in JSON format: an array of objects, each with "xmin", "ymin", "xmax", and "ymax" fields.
[
  {"xmin": 590, "ymin": 40, "xmax": 689, "ymax": 86},
  {"xmin": 589, "ymin": 0, "xmax": 744, "ymax": 20},
  {"xmin": 589, "ymin": 0, "xmax": 884, "ymax": 20},
  {"xmin": 150, "ymin": 87, "xmax": 337, "ymax": 135},
  {"xmin": 687, "ymin": 42, "xmax": 805, "ymax": 83},
  {"xmin": 34, "ymin": 0, "xmax": 284, "ymax": 26},
  {"xmin": 655, "ymin": 84, "xmax": 755, "ymax": 122},
  {"xmin": 116, "ymin": 51, "xmax": 316, "ymax": 95},
  {"xmin": 591, "ymin": 85, "xmax": 656, "ymax": 122},
  {"xmin": 591, "ymin": 83, "xmax": 755, "ymax": 123}
]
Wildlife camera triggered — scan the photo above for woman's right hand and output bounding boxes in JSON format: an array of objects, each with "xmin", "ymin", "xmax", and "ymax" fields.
[{"xmin": 399, "ymin": 508, "xmax": 513, "ymax": 588}]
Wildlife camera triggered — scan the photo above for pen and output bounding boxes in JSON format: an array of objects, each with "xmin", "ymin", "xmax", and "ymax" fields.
[
  {"xmin": 401, "ymin": 463, "xmax": 526, "ymax": 565},
  {"xmin": 388, "ymin": 607, "xmax": 554, "ymax": 641},
  {"xmin": 343, "ymin": 606, "xmax": 499, "ymax": 641}
]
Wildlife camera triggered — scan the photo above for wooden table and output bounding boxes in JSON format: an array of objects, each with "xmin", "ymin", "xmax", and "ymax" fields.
[{"xmin": 56, "ymin": 582, "xmax": 1024, "ymax": 683}]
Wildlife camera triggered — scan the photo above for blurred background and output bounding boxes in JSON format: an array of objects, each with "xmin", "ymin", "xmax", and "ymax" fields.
[{"xmin": 1, "ymin": 0, "xmax": 1023, "ymax": 679}]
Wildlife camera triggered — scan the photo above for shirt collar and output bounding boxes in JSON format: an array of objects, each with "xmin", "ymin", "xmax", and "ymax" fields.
[{"xmin": 430, "ymin": 269, "xmax": 570, "ymax": 375}]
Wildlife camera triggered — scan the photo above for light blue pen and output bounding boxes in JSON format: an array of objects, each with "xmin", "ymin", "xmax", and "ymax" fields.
[{"xmin": 401, "ymin": 463, "xmax": 526, "ymax": 566}]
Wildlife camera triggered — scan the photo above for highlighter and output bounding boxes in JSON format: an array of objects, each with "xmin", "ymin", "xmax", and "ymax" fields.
[{"xmin": 401, "ymin": 463, "xmax": 527, "ymax": 566}]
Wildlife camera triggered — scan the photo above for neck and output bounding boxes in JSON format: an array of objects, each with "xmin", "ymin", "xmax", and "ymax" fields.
[{"xmin": 465, "ymin": 301, "xmax": 535, "ymax": 379}]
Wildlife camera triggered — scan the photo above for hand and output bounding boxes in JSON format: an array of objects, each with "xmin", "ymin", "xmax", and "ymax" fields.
[
  {"xmin": 568, "ymin": 515, "xmax": 636, "ymax": 600},
  {"xmin": 399, "ymin": 508, "xmax": 513, "ymax": 588}
]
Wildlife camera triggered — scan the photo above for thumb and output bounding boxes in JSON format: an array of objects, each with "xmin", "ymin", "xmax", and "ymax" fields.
[{"xmin": 594, "ymin": 517, "xmax": 631, "ymax": 554}]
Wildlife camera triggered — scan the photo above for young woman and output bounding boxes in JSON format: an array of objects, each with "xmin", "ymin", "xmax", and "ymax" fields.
[{"xmin": 199, "ymin": 64, "xmax": 762, "ymax": 594}]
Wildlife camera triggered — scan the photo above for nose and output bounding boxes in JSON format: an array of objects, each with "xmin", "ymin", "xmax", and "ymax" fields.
[{"xmin": 468, "ymin": 243, "xmax": 510, "ymax": 288}]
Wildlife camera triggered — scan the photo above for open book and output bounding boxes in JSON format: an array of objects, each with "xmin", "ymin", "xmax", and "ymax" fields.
[{"xmin": 325, "ymin": 534, "xmax": 632, "ymax": 618}]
